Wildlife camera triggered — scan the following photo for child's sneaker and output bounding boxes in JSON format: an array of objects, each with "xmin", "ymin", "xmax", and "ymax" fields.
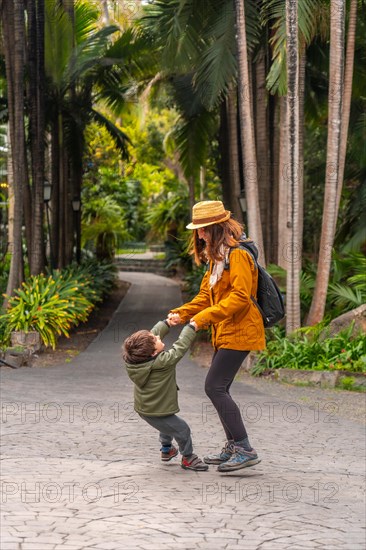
[
  {"xmin": 217, "ymin": 446, "xmax": 260, "ymax": 472},
  {"xmin": 161, "ymin": 445, "xmax": 179, "ymax": 462},
  {"xmin": 181, "ymin": 454, "xmax": 209, "ymax": 471},
  {"xmin": 204, "ymin": 441, "xmax": 234, "ymax": 464}
]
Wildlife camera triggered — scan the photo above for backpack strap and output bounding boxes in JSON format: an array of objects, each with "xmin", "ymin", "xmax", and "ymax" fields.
[
  {"xmin": 226, "ymin": 242, "xmax": 261, "ymax": 312},
  {"xmin": 225, "ymin": 241, "xmax": 258, "ymax": 270}
]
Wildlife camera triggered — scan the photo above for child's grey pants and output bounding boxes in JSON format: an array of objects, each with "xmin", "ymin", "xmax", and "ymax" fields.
[{"xmin": 139, "ymin": 413, "xmax": 193, "ymax": 457}]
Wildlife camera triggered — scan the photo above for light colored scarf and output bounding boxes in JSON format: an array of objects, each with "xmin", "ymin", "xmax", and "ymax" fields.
[{"xmin": 209, "ymin": 245, "xmax": 230, "ymax": 289}]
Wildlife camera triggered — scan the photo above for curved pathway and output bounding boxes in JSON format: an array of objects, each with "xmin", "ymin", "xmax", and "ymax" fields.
[{"xmin": 1, "ymin": 273, "xmax": 365, "ymax": 550}]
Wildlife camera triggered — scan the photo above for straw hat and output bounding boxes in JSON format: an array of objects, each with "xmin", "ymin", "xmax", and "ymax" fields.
[{"xmin": 186, "ymin": 200, "xmax": 231, "ymax": 229}]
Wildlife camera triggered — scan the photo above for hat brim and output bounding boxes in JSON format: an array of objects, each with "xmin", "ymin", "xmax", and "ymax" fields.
[{"xmin": 186, "ymin": 210, "xmax": 231, "ymax": 230}]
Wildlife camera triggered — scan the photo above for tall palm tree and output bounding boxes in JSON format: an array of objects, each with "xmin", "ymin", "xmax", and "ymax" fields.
[
  {"xmin": 262, "ymin": 0, "xmax": 317, "ymax": 268},
  {"xmin": 1, "ymin": 0, "xmax": 26, "ymax": 300},
  {"xmin": 336, "ymin": 0, "xmax": 357, "ymax": 218},
  {"xmin": 285, "ymin": 0, "xmax": 301, "ymax": 333},
  {"xmin": 307, "ymin": 0, "xmax": 346, "ymax": 325},
  {"xmin": 27, "ymin": 0, "xmax": 46, "ymax": 275},
  {"xmin": 235, "ymin": 0, "xmax": 264, "ymax": 261},
  {"xmin": 44, "ymin": 0, "xmax": 132, "ymax": 267},
  {"xmin": 254, "ymin": 46, "xmax": 271, "ymax": 260}
]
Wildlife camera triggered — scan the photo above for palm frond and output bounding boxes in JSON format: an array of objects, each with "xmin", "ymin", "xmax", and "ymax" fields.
[
  {"xmin": 66, "ymin": 25, "xmax": 119, "ymax": 87},
  {"xmin": 172, "ymin": 109, "xmax": 218, "ymax": 179},
  {"xmin": 74, "ymin": 0, "xmax": 100, "ymax": 44},
  {"xmin": 193, "ymin": 3, "xmax": 237, "ymax": 110},
  {"xmin": 91, "ymin": 109, "xmax": 131, "ymax": 159},
  {"xmin": 262, "ymin": 0, "xmax": 318, "ymax": 95},
  {"xmin": 140, "ymin": 0, "xmax": 203, "ymax": 71},
  {"xmin": 327, "ymin": 283, "xmax": 364, "ymax": 308},
  {"xmin": 45, "ymin": 0, "xmax": 74, "ymax": 90}
]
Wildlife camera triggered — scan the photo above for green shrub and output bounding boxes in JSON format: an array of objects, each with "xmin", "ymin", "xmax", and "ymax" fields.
[
  {"xmin": 61, "ymin": 259, "xmax": 117, "ymax": 304},
  {"xmin": 0, "ymin": 260, "xmax": 117, "ymax": 349},
  {"xmin": 1, "ymin": 273, "xmax": 93, "ymax": 349},
  {"xmin": 253, "ymin": 322, "xmax": 366, "ymax": 375}
]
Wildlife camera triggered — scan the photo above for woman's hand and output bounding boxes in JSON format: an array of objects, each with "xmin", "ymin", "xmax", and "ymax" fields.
[{"xmin": 167, "ymin": 313, "xmax": 181, "ymax": 326}]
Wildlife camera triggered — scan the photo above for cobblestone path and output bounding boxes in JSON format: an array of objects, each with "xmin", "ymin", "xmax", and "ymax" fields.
[{"xmin": 1, "ymin": 273, "xmax": 365, "ymax": 550}]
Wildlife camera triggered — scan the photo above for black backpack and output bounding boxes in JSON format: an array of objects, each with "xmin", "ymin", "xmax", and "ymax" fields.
[{"xmin": 227, "ymin": 238, "xmax": 285, "ymax": 328}]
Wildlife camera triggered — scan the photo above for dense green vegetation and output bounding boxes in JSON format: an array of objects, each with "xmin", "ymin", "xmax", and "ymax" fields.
[
  {"xmin": 0, "ymin": 260, "xmax": 117, "ymax": 348},
  {"xmin": 253, "ymin": 324, "xmax": 366, "ymax": 375}
]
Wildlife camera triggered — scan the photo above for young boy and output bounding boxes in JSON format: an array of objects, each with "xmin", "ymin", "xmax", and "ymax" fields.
[{"xmin": 123, "ymin": 318, "xmax": 208, "ymax": 472}]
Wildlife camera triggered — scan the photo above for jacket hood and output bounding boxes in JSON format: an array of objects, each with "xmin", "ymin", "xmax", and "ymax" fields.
[{"xmin": 125, "ymin": 359, "xmax": 153, "ymax": 388}]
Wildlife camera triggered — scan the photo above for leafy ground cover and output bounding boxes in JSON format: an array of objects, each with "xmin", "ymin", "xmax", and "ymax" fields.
[{"xmin": 253, "ymin": 324, "xmax": 366, "ymax": 376}]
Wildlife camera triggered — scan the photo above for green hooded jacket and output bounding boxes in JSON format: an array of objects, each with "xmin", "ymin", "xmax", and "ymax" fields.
[{"xmin": 124, "ymin": 321, "xmax": 196, "ymax": 417}]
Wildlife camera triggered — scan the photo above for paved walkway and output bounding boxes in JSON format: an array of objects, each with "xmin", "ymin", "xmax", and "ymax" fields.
[{"xmin": 1, "ymin": 273, "xmax": 365, "ymax": 550}]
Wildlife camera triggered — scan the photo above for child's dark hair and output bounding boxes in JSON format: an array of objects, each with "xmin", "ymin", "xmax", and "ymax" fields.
[{"xmin": 122, "ymin": 330, "xmax": 156, "ymax": 363}]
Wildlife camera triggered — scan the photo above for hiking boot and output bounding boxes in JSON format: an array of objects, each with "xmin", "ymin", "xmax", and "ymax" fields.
[
  {"xmin": 204, "ymin": 441, "xmax": 234, "ymax": 465},
  {"xmin": 161, "ymin": 445, "xmax": 179, "ymax": 462},
  {"xmin": 217, "ymin": 446, "xmax": 260, "ymax": 472},
  {"xmin": 181, "ymin": 454, "xmax": 209, "ymax": 471}
]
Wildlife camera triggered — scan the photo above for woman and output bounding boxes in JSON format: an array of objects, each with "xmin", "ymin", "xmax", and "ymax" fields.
[{"xmin": 168, "ymin": 200, "xmax": 265, "ymax": 472}]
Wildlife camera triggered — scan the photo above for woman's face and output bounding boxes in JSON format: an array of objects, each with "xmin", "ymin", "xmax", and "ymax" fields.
[{"xmin": 197, "ymin": 227, "xmax": 208, "ymax": 241}]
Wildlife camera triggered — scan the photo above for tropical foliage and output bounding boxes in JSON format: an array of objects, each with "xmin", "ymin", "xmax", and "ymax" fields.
[
  {"xmin": 253, "ymin": 323, "xmax": 366, "ymax": 375},
  {"xmin": 0, "ymin": 260, "xmax": 116, "ymax": 349}
]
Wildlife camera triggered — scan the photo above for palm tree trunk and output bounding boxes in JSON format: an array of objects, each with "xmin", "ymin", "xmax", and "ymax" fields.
[
  {"xmin": 269, "ymin": 95, "xmax": 280, "ymax": 265},
  {"xmin": 28, "ymin": 0, "xmax": 46, "ymax": 275},
  {"xmin": 50, "ymin": 115, "xmax": 60, "ymax": 269},
  {"xmin": 6, "ymin": 126, "xmax": 14, "ymax": 255},
  {"xmin": 188, "ymin": 176, "xmax": 195, "ymax": 213},
  {"xmin": 254, "ymin": 47, "xmax": 270, "ymax": 259},
  {"xmin": 2, "ymin": 0, "xmax": 26, "ymax": 299},
  {"xmin": 219, "ymin": 100, "xmax": 231, "ymax": 210},
  {"xmin": 58, "ymin": 118, "xmax": 66, "ymax": 268},
  {"xmin": 298, "ymin": 53, "xmax": 306, "ymax": 253},
  {"xmin": 234, "ymin": 0, "xmax": 264, "ymax": 263},
  {"xmin": 277, "ymin": 96, "xmax": 288, "ymax": 269},
  {"xmin": 226, "ymin": 86, "xmax": 242, "ymax": 222},
  {"xmin": 335, "ymin": 0, "xmax": 357, "ymax": 222},
  {"xmin": 285, "ymin": 0, "xmax": 301, "ymax": 333},
  {"xmin": 307, "ymin": 0, "xmax": 346, "ymax": 325},
  {"xmin": 102, "ymin": 0, "xmax": 110, "ymax": 25}
]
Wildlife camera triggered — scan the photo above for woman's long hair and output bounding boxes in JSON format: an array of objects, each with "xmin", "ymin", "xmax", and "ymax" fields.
[{"xmin": 189, "ymin": 217, "xmax": 244, "ymax": 265}]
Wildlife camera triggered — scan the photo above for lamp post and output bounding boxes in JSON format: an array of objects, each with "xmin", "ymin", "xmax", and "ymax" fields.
[
  {"xmin": 43, "ymin": 179, "xmax": 55, "ymax": 269},
  {"xmin": 72, "ymin": 197, "xmax": 81, "ymax": 263}
]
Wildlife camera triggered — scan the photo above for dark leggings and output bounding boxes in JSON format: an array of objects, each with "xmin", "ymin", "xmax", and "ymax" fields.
[{"xmin": 205, "ymin": 348, "xmax": 249, "ymax": 442}]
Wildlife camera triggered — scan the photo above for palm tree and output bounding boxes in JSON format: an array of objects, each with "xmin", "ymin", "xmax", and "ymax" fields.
[
  {"xmin": 27, "ymin": 0, "xmax": 46, "ymax": 275},
  {"xmin": 235, "ymin": 0, "xmax": 264, "ymax": 262},
  {"xmin": 44, "ymin": 0, "xmax": 132, "ymax": 267},
  {"xmin": 336, "ymin": 0, "xmax": 358, "ymax": 217},
  {"xmin": 307, "ymin": 0, "xmax": 346, "ymax": 325},
  {"xmin": 285, "ymin": 0, "xmax": 301, "ymax": 333},
  {"xmin": 221, "ymin": 85, "xmax": 242, "ymax": 221},
  {"xmin": 82, "ymin": 196, "xmax": 129, "ymax": 261},
  {"xmin": 262, "ymin": 0, "xmax": 317, "ymax": 268},
  {"xmin": 139, "ymin": 0, "xmax": 262, "ymax": 239},
  {"xmin": 1, "ymin": 0, "xmax": 26, "ymax": 300}
]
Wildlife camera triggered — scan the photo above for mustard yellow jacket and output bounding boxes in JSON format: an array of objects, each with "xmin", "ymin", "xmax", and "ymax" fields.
[{"xmin": 171, "ymin": 248, "xmax": 265, "ymax": 351}]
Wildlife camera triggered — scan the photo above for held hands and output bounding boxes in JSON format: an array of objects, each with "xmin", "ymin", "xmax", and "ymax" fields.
[
  {"xmin": 166, "ymin": 313, "xmax": 198, "ymax": 332},
  {"xmin": 166, "ymin": 313, "xmax": 181, "ymax": 326}
]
